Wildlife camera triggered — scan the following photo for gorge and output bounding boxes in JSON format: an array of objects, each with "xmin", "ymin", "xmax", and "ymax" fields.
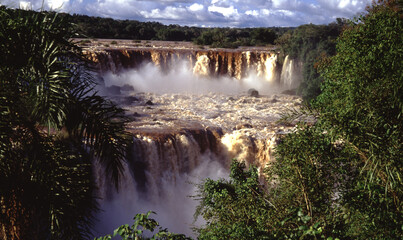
[{"xmin": 80, "ymin": 39, "xmax": 304, "ymax": 236}]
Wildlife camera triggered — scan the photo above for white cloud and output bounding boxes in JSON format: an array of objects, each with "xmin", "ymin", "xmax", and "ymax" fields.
[
  {"xmin": 272, "ymin": 0, "xmax": 286, "ymax": 8},
  {"xmin": 245, "ymin": 10, "xmax": 258, "ymax": 16},
  {"xmin": 48, "ymin": 0, "xmax": 69, "ymax": 9},
  {"xmin": 141, "ymin": 6, "xmax": 188, "ymax": 20},
  {"xmin": 208, "ymin": 5, "xmax": 238, "ymax": 18},
  {"xmin": 19, "ymin": 1, "xmax": 31, "ymax": 9},
  {"xmin": 261, "ymin": 9, "xmax": 270, "ymax": 15},
  {"xmin": 7, "ymin": 0, "xmax": 373, "ymax": 27},
  {"xmin": 188, "ymin": 3, "xmax": 203, "ymax": 11},
  {"xmin": 317, "ymin": 0, "xmax": 370, "ymax": 14}
]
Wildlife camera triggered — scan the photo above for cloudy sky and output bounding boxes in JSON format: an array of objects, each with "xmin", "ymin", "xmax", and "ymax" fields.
[{"xmin": 4, "ymin": 0, "xmax": 372, "ymax": 27}]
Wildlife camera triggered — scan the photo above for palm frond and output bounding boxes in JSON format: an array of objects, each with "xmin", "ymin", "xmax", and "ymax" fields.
[{"xmin": 65, "ymin": 91, "xmax": 131, "ymax": 189}]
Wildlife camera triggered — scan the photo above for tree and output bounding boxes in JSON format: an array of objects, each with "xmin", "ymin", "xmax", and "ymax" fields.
[
  {"xmin": 194, "ymin": 158, "xmax": 339, "ymax": 239},
  {"xmin": 251, "ymin": 28, "xmax": 277, "ymax": 45},
  {"xmin": 313, "ymin": 1, "xmax": 402, "ymax": 237},
  {"xmin": 0, "ymin": 7, "xmax": 130, "ymax": 239},
  {"xmin": 194, "ymin": 160, "xmax": 275, "ymax": 239}
]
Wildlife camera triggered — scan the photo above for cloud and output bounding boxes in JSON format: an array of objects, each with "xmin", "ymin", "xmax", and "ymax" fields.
[
  {"xmin": 317, "ymin": 0, "xmax": 369, "ymax": 15},
  {"xmin": 188, "ymin": 3, "xmax": 204, "ymax": 11},
  {"xmin": 208, "ymin": 5, "xmax": 238, "ymax": 18},
  {"xmin": 6, "ymin": 0, "xmax": 372, "ymax": 27},
  {"xmin": 141, "ymin": 6, "xmax": 189, "ymax": 20},
  {"xmin": 245, "ymin": 10, "xmax": 259, "ymax": 16}
]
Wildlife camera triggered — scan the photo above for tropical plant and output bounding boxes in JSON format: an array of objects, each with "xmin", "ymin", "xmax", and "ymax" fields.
[
  {"xmin": 194, "ymin": 160, "xmax": 274, "ymax": 239},
  {"xmin": 95, "ymin": 211, "xmax": 191, "ymax": 240},
  {"xmin": 312, "ymin": 0, "xmax": 402, "ymax": 237},
  {"xmin": 0, "ymin": 7, "xmax": 130, "ymax": 239},
  {"xmin": 194, "ymin": 158, "xmax": 343, "ymax": 239}
]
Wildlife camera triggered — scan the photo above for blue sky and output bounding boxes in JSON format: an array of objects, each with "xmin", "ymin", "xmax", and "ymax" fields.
[{"xmin": 4, "ymin": 0, "xmax": 372, "ymax": 27}]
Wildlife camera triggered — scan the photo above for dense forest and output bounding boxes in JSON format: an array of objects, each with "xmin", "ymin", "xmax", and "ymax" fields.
[
  {"xmin": 61, "ymin": 12, "xmax": 292, "ymax": 47},
  {"xmin": 1, "ymin": 0, "xmax": 402, "ymax": 239}
]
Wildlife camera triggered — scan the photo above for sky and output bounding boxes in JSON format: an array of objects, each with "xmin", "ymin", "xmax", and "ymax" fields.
[{"xmin": 4, "ymin": 0, "xmax": 372, "ymax": 27}]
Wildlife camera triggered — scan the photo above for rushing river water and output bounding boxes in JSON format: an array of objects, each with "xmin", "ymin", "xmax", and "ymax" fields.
[{"xmin": 84, "ymin": 42, "xmax": 303, "ymax": 237}]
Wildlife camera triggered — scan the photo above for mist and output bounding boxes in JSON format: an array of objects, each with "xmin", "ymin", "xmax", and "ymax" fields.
[
  {"xmin": 93, "ymin": 155, "xmax": 228, "ymax": 238},
  {"xmin": 102, "ymin": 61, "xmax": 284, "ymax": 95}
]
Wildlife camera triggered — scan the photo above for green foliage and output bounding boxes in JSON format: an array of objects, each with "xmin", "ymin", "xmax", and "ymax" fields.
[
  {"xmin": 194, "ymin": 27, "xmax": 280, "ymax": 48},
  {"xmin": 2, "ymin": 8, "xmax": 292, "ymax": 49},
  {"xmin": 272, "ymin": 125, "xmax": 355, "ymax": 238},
  {"xmin": 312, "ymin": 2, "xmax": 403, "ymax": 237},
  {"xmin": 251, "ymin": 28, "xmax": 277, "ymax": 46},
  {"xmin": 277, "ymin": 21, "xmax": 346, "ymax": 102},
  {"xmin": 194, "ymin": 160, "xmax": 275, "ymax": 239},
  {"xmin": 195, "ymin": 159, "xmax": 342, "ymax": 239},
  {"xmin": 0, "ymin": 6, "xmax": 131, "ymax": 239},
  {"xmin": 95, "ymin": 211, "xmax": 191, "ymax": 240},
  {"xmin": 44, "ymin": 10, "xmax": 289, "ymax": 45}
]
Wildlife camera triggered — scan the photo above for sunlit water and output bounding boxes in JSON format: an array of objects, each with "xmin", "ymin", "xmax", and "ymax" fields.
[{"xmin": 93, "ymin": 59, "xmax": 302, "ymax": 237}]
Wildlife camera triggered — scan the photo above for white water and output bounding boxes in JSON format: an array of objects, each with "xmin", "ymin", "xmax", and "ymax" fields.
[{"xmin": 93, "ymin": 55, "xmax": 302, "ymax": 238}]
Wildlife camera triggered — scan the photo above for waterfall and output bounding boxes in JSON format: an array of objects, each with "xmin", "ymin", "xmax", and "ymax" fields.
[
  {"xmin": 94, "ymin": 125, "xmax": 284, "ymax": 237},
  {"xmin": 193, "ymin": 54, "xmax": 210, "ymax": 76},
  {"xmin": 263, "ymin": 53, "xmax": 277, "ymax": 83},
  {"xmin": 86, "ymin": 45, "xmax": 304, "ymax": 237},
  {"xmin": 280, "ymin": 55, "xmax": 302, "ymax": 88},
  {"xmin": 94, "ymin": 128, "xmax": 228, "ymax": 237},
  {"xmin": 86, "ymin": 49, "xmax": 285, "ymax": 86}
]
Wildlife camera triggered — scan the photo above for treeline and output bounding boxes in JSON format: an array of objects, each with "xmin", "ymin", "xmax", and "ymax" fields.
[
  {"xmin": 64, "ymin": 13, "xmax": 293, "ymax": 47},
  {"xmin": 1, "ymin": 8, "xmax": 293, "ymax": 48},
  {"xmin": 63, "ymin": 13, "xmax": 292, "ymax": 47}
]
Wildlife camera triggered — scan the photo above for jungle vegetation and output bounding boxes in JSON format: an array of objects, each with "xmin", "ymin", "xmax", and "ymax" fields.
[{"xmin": 0, "ymin": 6, "xmax": 131, "ymax": 239}]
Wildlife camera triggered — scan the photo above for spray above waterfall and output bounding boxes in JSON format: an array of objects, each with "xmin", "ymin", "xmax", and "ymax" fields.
[{"xmin": 85, "ymin": 46, "xmax": 301, "ymax": 94}]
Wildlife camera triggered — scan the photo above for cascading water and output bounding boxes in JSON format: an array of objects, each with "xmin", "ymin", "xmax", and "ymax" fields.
[
  {"xmin": 83, "ymin": 41, "xmax": 303, "ymax": 237},
  {"xmin": 94, "ymin": 128, "xmax": 230, "ymax": 237},
  {"xmin": 85, "ymin": 47, "xmax": 287, "ymax": 84},
  {"xmin": 280, "ymin": 55, "xmax": 303, "ymax": 88}
]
